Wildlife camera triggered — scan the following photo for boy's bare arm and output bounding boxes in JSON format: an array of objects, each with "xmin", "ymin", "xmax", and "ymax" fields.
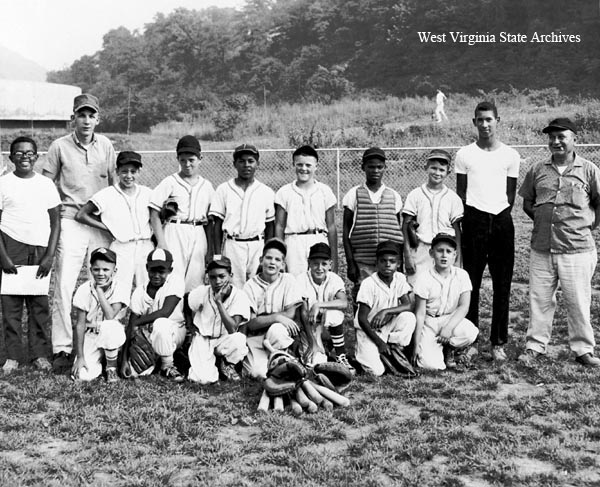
[
  {"xmin": 274, "ymin": 204, "xmax": 287, "ymax": 240},
  {"xmin": 150, "ymin": 208, "xmax": 167, "ymax": 249},
  {"xmin": 204, "ymin": 217, "xmax": 214, "ymax": 262},
  {"xmin": 94, "ymin": 286, "xmax": 123, "ymax": 320},
  {"xmin": 264, "ymin": 220, "xmax": 275, "ymax": 240},
  {"xmin": 451, "ymin": 220, "xmax": 462, "ymax": 266},
  {"xmin": 0, "ymin": 211, "xmax": 16, "ymax": 274},
  {"xmin": 325, "ymin": 206, "xmax": 338, "ymax": 273},
  {"xmin": 402, "ymin": 214, "xmax": 416, "ymax": 275},
  {"xmin": 357, "ymin": 303, "xmax": 389, "ymax": 354},
  {"xmin": 130, "ymin": 295, "xmax": 181, "ymax": 327},
  {"xmin": 212, "ymin": 217, "xmax": 224, "ymax": 255},
  {"xmin": 412, "ymin": 296, "xmax": 427, "ymax": 364},
  {"xmin": 246, "ymin": 302, "xmax": 301, "ymax": 334},
  {"xmin": 371, "ymin": 293, "xmax": 413, "ymax": 328},
  {"xmin": 342, "ymin": 208, "xmax": 358, "ymax": 282},
  {"xmin": 456, "ymin": 174, "xmax": 467, "ymax": 204},
  {"xmin": 71, "ymin": 309, "xmax": 88, "ymax": 378},
  {"xmin": 38, "ymin": 205, "xmax": 62, "ymax": 278},
  {"xmin": 75, "ymin": 201, "xmax": 110, "ymax": 234},
  {"xmin": 214, "ymin": 285, "xmax": 243, "ymax": 334}
]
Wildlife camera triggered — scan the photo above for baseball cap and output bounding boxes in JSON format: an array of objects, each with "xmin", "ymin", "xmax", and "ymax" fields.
[
  {"xmin": 147, "ymin": 248, "xmax": 174, "ymax": 269},
  {"xmin": 176, "ymin": 135, "xmax": 201, "ymax": 157},
  {"xmin": 426, "ymin": 149, "xmax": 452, "ymax": 164},
  {"xmin": 73, "ymin": 93, "xmax": 99, "ymax": 113},
  {"xmin": 362, "ymin": 147, "xmax": 386, "ymax": 162},
  {"xmin": 542, "ymin": 117, "xmax": 578, "ymax": 134},
  {"xmin": 207, "ymin": 256, "xmax": 232, "ymax": 272},
  {"xmin": 431, "ymin": 233, "xmax": 457, "ymax": 248},
  {"xmin": 233, "ymin": 143, "xmax": 259, "ymax": 160},
  {"xmin": 90, "ymin": 247, "xmax": 116, "ymax": 264},
  {"xmin": 375, "ymin": 240, "xmax": 401, "ymax": 257},
  {"xmin": 116, "ymin": 151, "xmax": 142, "ymax": 167},
  {"xmin": 308, "ymin": 242, "xmax": 331, "ymax": 260},
  {"xmin": 263, "ymin": 237, "xmax": 287, "ymax": 257},
  {"xmin": 292, "ymin": 145, "xmax": 319, "ymax": 162}
]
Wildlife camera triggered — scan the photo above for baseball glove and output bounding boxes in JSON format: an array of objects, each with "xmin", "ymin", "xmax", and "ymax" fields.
[
  {"xmin": 407, "ymin": 220, "xmax": 420, "ymax": 249},
  {"xmin": 313, "ymin": 362, "xmax": 353, "ymax": 393},
  {"xmin": 159, "ymin": 198, "xmax": 179, "ymax": 222},
  {"xmin": 381, "ymin": 345, "xmax": 417, "ymax": 377},
  {"xmin": 263, "ymin": 350, "xmax": 306, "ymax": 397},
  {"xmin": 128, "ymin": 330, "xmax": 157, "ymax": 375}
]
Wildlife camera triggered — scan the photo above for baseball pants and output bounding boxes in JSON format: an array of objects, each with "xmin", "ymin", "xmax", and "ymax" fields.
[
  {"xmin": 76, "ymin": 319, "xmax": 126, "ymax": 381},
  {"xmin": 111, "ymin": 239, "xmax": 154, "ymax": 291},
  {"xmin": 299, "ymin": 309, "xmax": 345, "ymax": 366},
  {"xmin": 284, "ymin": 233, "xmax": 327, "ymax": 276},
  {"xmin": 405, "ymin": 241, "xmax": 433, "ymax": 286},
  {"xmin": 164, "ymin": 223, "xmax": 208, "ymax": 292},
  {"xmin": 188, "ymin": 332, "xmax": 248, "ymax": 384},
  {"xmin": 222, "ymin": 238, "xmax": 263, "ymax": 289},
  {"xmin": 243, "ymin": 323, "xmax": 294, "ymax": 379}
]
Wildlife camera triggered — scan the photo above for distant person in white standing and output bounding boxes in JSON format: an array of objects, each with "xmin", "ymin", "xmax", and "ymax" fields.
[{"xmin": 435, "ymin": 89, "xmax": 448, "ymax": 123}]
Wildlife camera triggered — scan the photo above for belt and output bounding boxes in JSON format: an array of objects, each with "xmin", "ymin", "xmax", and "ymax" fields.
[
  {"xmin": 86, "ymin": 327, "xmax": 100, "ymax": 334},
  {"xmin": 167, "ymin": 218, "xmax": 206, "ymax": 226},
  {"xmin": 226, "ymin": 234, "xmax": 261, "ymax": 242},
  {"xmin": 286, "ymin": 229, "xmax": 327, "ymax": 236}
]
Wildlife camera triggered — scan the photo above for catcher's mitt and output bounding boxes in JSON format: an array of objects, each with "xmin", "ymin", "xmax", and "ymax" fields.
[
  {"xmin": 381, "ymin": 345, "xmax": 417, "ymax": 378},
  {"xmin": 313, "ymin": 362, "xmax": 353, "ymax": 393},
  {"xmin": 128, "ymin": 330, "xmax": 157, "ymax": 375},
  {"xmin": 263, "ymin": 350, "xmax": 306, "ymax": 397}
]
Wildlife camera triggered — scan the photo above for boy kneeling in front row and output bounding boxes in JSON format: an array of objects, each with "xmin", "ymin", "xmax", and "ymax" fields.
[{"xmin": 412, "ymin": 233, "xmax": 478, "ymax": 370}]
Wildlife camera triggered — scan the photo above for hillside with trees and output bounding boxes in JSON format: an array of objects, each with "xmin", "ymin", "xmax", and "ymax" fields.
[{"xmin": 47, "ymin": 0, "xmax": 600, "ymax": 132}]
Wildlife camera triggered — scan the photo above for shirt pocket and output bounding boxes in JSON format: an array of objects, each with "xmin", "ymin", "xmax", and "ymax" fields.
[{"xmin": 564, "ymin": 181, "xmax": 588, "ymax": 208}]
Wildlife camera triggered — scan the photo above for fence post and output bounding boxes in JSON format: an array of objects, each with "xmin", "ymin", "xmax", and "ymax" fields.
[{"xmin": 336, "ymin": 148, "xmax": 341, "ymax": 209}]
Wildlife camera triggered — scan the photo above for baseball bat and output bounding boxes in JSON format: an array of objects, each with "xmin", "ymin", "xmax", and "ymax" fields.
[
  {"xmin": 289, "ymin": 398, "xmax": 303, "ymax": 416},
  {"xmin": 273, "ymin": 396, "xmax": 284, "ymax": 412},
  {"xmin": 295, "ymin": 387, "xmax": 318, "ymax": 413},
  {"xmin": 257, "ymin": 389, "xmax": 270, "ymax": 412},
  {"xmin": 312, "ymin": 383, "xmax": 350, "ymax": 407},
  {"xmin": 301, "ymin": 380, "xmax": 324, "ymax": 405}
]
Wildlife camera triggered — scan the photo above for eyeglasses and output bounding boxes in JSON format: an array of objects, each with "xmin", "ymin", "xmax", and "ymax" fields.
[{"xmin": 11, "ymin": 151, "xmax": 37, "ymax": 159}]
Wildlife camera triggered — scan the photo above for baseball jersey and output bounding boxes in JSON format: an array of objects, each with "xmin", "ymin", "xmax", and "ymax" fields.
[
  {"xmin": 72, "ymin": 279, "xmax": 130, "ymax": 328},
  {"xmin": 354, "ymin": 271, "xmax": 411, "ymax": 329},
  {"xmin": 210, "ymin": 179, "xmax": 275, "ymax": 238},
  {"xmin": 412, "ymin": 267, "xmax": 472, "ymax": 317},
  {"xmin": 0, "ymin": 172, "xmax": 61, "ymax": 246},
  {"xmin": 129, "ymin": 273, "xmax": 185, "ymax": 325},
  {"xmin": 91, "ymin": 184, "xmax": 152, "ymax": 242},
  {"xmin": 43, "ymin": 132, "xmax": 116, "ymax": 219},
  {"xmin": 243, "ymin": 273, "xmax": 302, "ymax": 316},
  {"xmin": 275, "ymin": 181, "xmax": 336, "ymax": 233},
  {"xmin": 454, "ymin": 142, "xmax": 520, "ymax": 214},
  {"xmin": 296, "ymin": 270, "xmax": 345, "ymax": 308},
  {"xmin": 149, "ymin": 173, "xmax": 214, "ymax": 223},
  {"xmin": 402, "ymin": 184, "xmax": 463, "ymax": 244},
  {"xmin": 188, "ymin": 285, "xmax": 251, "ymax": 338}
]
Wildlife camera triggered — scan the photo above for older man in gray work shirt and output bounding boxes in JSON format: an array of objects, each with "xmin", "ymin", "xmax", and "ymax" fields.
[
  {"xmin": 43, "ymin": 94, "xmax": 116, "ymax": 374},
  {"xmin": 518, "ymin": 117, "xmax": 600, "ymax": 367}
]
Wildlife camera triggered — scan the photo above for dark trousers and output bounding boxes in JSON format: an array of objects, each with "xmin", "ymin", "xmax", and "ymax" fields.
[
  {"xmin": 1, "ymin": 233, "xmax": 50, "ymax": 361},
  {"xmin": 461, "ymin": 205, "xmax": 514, "ymax": 346}
]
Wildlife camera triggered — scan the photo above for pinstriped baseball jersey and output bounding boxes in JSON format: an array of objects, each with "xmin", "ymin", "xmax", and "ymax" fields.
[
  {"xmin": 296, "ymin": 270, "xmax": 345, "ymax": 308},
  {"xmin": 275, "ymin": 181, "xmax": 336, "ymax": 233},
  {"xmin": 354, "ymin": 271, "xmax": 411, "ymax": 329},
  {"xmin": 129, "ymin": 273, "xmax": 185, "ymax": 325},
  {"xmin": 243, "ymin": 273, "xmax": 302, "ymax": 315},
  {"xmin": 149, "ymin": 173, "xmax": 214, "ymax": 222}
]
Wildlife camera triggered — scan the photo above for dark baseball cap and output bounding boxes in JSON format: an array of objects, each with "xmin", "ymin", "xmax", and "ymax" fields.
[
  {"xmin": 292, "ymin": 145, "xmax": 319, "ymax": 162},
  {"xmin": 542, "ymin": 118, "xmax": 578, "ymax": 134},
  {"xmin": 90, "ymin": 247, "xmax": 116, "ymax": 264},
  {"xmin": 376, "ymin": 240, "xmax": 401, "ymax": 257},
  {"xmin": 263, "ymin": 237, "xmax": 287, "ymax": 257},
  {"xmin": 308, "ymin": 242, "xmax": 331, "ymax": 260},
  {"xmin": 73, "ymin": 93, "xmax": 99, "ymax": 113},
  {"xmin": 426, "ymin": 149, "xmax": 452, "ymax": 164},
  {"xmin": 431, "ymin": 233, "xmax": 457, "ymax": 248},
  {"xmin": 362, "ymin": 147, "xmax": 386, "ymax": 162},
  {"xmin": 116, "ymin": 151, "xmax": 143, "ymax": 167},
  {"xmin": 176, "ymin": 135, "xmax": 201, "ymax": 157},
  {"xmin": 147, "ymin": 248, "xmax": 174, "ymax": 269},
  {"xmin": 233, "ymin": 143, "xmax": 259, "ymax": 160},
  {"xmin": 207, "ymin": 256, "xmax": 232, "ymax": 272}
]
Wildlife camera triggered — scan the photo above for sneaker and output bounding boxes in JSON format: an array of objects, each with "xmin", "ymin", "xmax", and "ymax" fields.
[
  {"xmin": 161, "ymin": 365, "xmax": 184, "ymax": 383},
  {"xmin": 492, "ymin": 346, "xmax": 508, "ymax": 362},
  {"xmin": 335, "ymin": 353, "xmax": 356, "ymax": 376},
  {"xmin": 518, "ymin": 349, "xmax": 541, "ymax": 367},
  {"xmin": 2, "ymin": 359, "xmax": 19, "ymax": 373},
  {"xmin": 106, "ymin": 367, "xmax": 119, "ymax": 383},
  {"xmin": 443, "ymin": 347, "xmax": 457, "ymax": 369},
  {"xmin": 218, "ymin": 359, "xmax": 240, "ymax": 382},
  {"xmin": 456, "ymin": 346, "xmax": 478, "ymax": 368},
  {"xmin": 575, "ymin": 353, "xmax": 600, "ymax": 367},
  {"xmin": 52, "ymin": 352, "xmax": 72, "ymax": 375},
  {"xmin": 33, "ymin": 357, "xmax": 52, "ymax": 371}
]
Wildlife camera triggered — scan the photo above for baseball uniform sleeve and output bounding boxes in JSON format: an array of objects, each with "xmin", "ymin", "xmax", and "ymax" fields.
[
  {"xmin": 187, "ymin": 286, "xmax": 207, "ymax": 312},
  {"xmin": 228, "ymin": 289, "xmax": 251, "ymax": 321},
  {"xmin": 342, "ymin": 186, "xmax": 358, "ymax": 211},
  {"xmin": 129, "ymin": 287, "xmax": 146, "ymax": 316},
  {"xmin": 456, "ymin": 268, "xmax": 473, "ymax": 293},
  {"xmin": 149, "ymin": 176, "xmax": 173, "ymax": 212},
  {"xmin": 449, "ymin": 191, "xmax": 464, "ymax": 223},
  {"xmin": 356, "ymin": 278, "xmax": 374, "ymax": 308},
  {"xmin": 391, "ymin": 189, "xmax": 403, "ymax": 214},
  {"xmin": 112, "ymin": 280, "xmax": 131, "ymax": 307},
  {"xmin": 264, "ymin": 186, "xmax": 276, "ymax": 223},
  {"xmin": 282, "ymin": 274, "xmax": 302, "ymax": 309},
  {"xmin": 72, "ymin": 282, "xmax": 91, "ymax": 312},
  {"xmin": 412, "ymin": 274, "xmax": 431, "ymax": 300},
  {"xmin": 323, "ymin": 184, "xmax": 337, "ymax": 210},
  {"xmin": 402, "ymin": 188, "xmax": 419, "ymax": 217},
  {"xmin": 327, "ymin": 273, "xmax": 346, "ymax": 298},
  {"xmin": 274, "ymin": 185, "xmax": 289, "ymax": 210},
  {"xmin": 90, "ymin": 186, "xmax": 111, "ymax": 215},
  {"xmin": 209, "ymin": 183, "xmax": 227, "ymax": 219},
  {"xmin": 396, "ymin": 273, "xmax": 411, "ymax": 298}
]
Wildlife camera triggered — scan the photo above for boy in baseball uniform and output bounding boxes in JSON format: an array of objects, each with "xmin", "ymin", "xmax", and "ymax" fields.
[
  {"xmin": 149, "ymin": 135, "xmax": 214, "ymax": 292},
  {"xmin": 210, "ymin": 144, "xmax": 275, "ymax": 289},
  {"xmin": 296, "ymin": 242, "xmax": 353, "ymax": 371},
  {"xmin": 71, "ymin": 248, "xmax": 128, "ymax": 382},
  {"xmin": 122, "ymin": 249, "xmax": 187, "ymax": 382},
  {"xmin": 186, "ymin": 256, "xmax": 250, "ymax": 384},
  {"xmin": 274, "ymin": 145, "xmax": 338, "ymax": 275},
  {"xmin": 402, "ymin": 149, "xmax": 463, "ymax": 284},
  {"xmin": 412, "ymin": 234, "xmax": 478, "ymax": 370},
  {"xmin": 0, "ymin": 137, "xmax": 61, "ymax": 372},
  {"xmin": 343, "ymin": 148, "xmax": 403, "ymax": 309},
  {"xmin": 242, "ymin": 238, "xmax": 303, "ymax": 379},
  {"xmin": 355, "ymin": 241, "xmax": 416, "ymax": 377},
  {"xmin": 76, "ymin": 151, "xmax": 153, "ymax": 290}
]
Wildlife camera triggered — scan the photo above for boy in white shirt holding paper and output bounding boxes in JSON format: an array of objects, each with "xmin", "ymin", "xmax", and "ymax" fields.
[{"xmin": 0, "ymin": 137, "xmax": 61, "ymax": 372}]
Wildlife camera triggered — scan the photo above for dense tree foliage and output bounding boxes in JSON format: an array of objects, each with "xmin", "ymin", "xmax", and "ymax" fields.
[{"xmin": 47, "ymin": 0, "xmax": 599, "ymax": 132}]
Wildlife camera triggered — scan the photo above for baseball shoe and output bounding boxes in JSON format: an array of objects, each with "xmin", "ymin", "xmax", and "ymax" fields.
[
  {"xmin": 106, "ymin": 367, "xmax": 119, "ymax": 383},
  {"xmin": 52, "ymin": 352, "xmax": 72, "ymax": 375},
  {"xmin": 518, "ymin": 349, "xmax": 541, "ymax": 367},
  {"xmin": 33, "ymin": 357, "xmax": 52, "ymax": 372},
  {"xmin": 218, "ymin": 358, "xmax": 241, "ymax": 382},
  {"xmin": 335, "ymin": 353, "xmax": 356, "ymax": 376},
  {"xmin": 575, "ymin": 353, "xmax": 600, "ymax": 367},
  {"xmin": 2, "ymin": 359, "xmax": 19, "ymax": 373},
  {"xmin": 456, "ymin": 346, "xmax": 478, "ymax": 368},
  {"xmin": 492, "ymin": 346, "xmax": 508, "ymax": 362},
  {"xmin": 443, "ymin": 347, "xmax": 457, "ymax": 369},
  {"xmin": 161, "ymin": 365, "xmax": 184, "ymax": 383}
]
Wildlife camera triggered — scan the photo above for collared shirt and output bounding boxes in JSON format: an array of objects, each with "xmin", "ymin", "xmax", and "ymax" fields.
[
  {"xmin": 129, "ymin": 273, "xmax": 185, "ymax": 325},
  {"xmin": 454, "ymin": 142, "xmax": 520, "ymax": 215},
  {"xmin": 72, "ymin": 279, "xmax": 130, "ymax": 328},
  {"xmin": 188, "ymin": 285, "xmax": 251, "ymax": 338},
  {"xmin": 402, "ymin": 184, "xmax": 463, "ymax": 244},
  {"xmin": 149, "ymin": 173, "xmax": 214, "ymax": 223},
  {"xmin": 210, "ymin": 179, "xmax": 275, "ymax": 238},
  {"xmin": 296, "ymin": 270, "xmax": 345, "ymax": 308},
  {"xmin": 243, "ymin": 272, "xmax": 302, "ymax": 315},
  {"xmin": 91, "ymin": 184, "xmax": 152, "ymax": 242},
  {"xmin": 354, "ymin": 271, "xmax": 411, "ymax": 329},
  {"xmin": 43, "ymin": 133, "xmax": 116, "ymax": 219},
  {"xmin": 275, "ymin": 181, "xmax": 336, "ymax": 234},
  {"xmin": 519, "ymin": 153, "xmax": 600, "ymax": 253},
  {"xmin": 412, "ymin": 266, "xmax": 472, "ymax": 317}
]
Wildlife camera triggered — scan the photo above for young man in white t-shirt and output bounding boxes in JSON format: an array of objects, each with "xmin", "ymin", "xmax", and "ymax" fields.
[{"xmin": 455, "ymin": 101, "xmax": 520, "ymax": 362}]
